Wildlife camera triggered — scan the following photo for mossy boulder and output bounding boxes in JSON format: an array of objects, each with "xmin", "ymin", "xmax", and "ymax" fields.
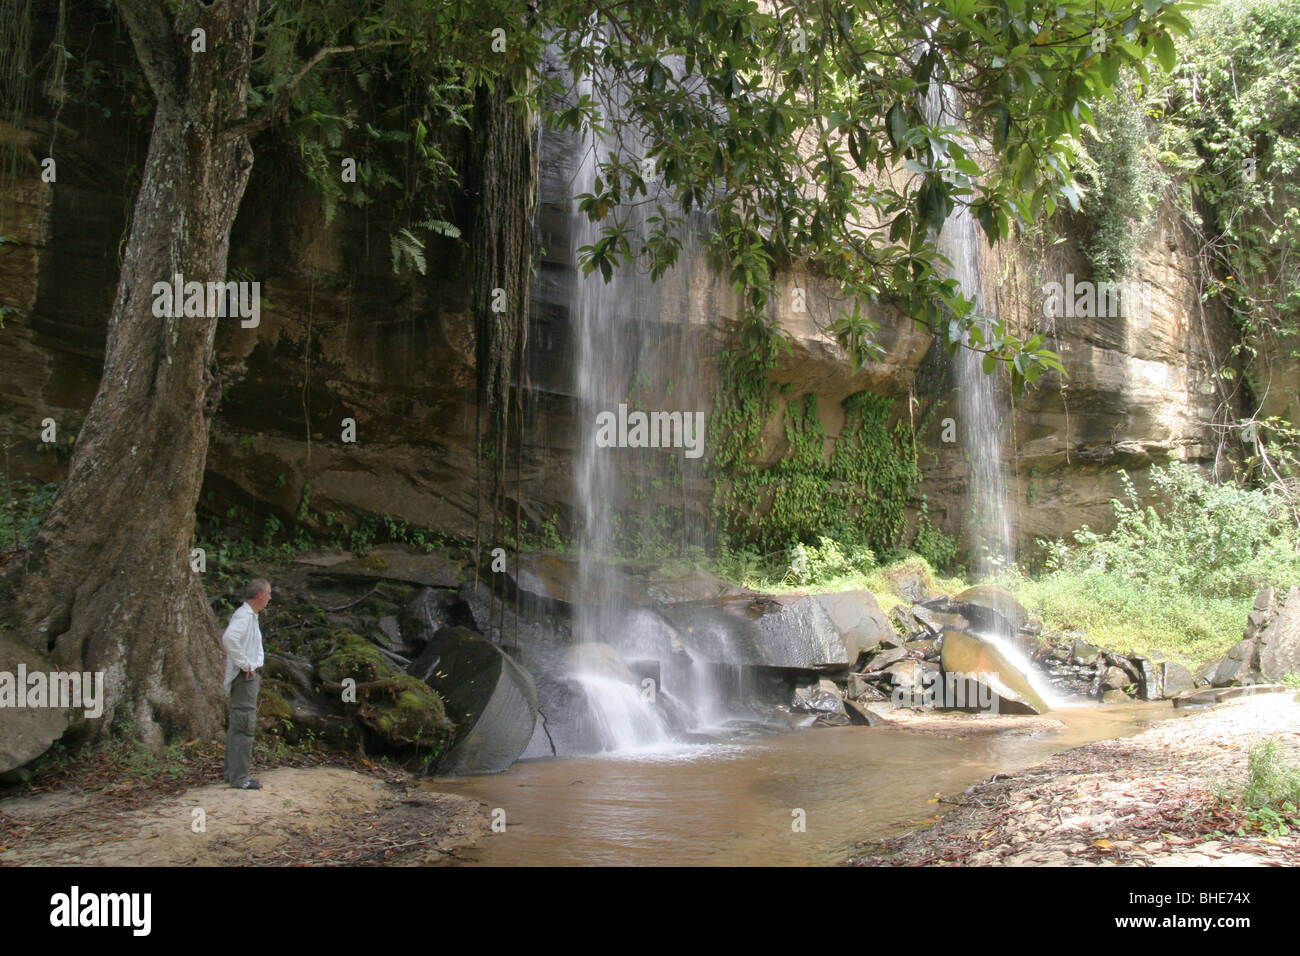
[{"xmin": 318, "ymin": 629, "xmax": 453, "ymax": 752}]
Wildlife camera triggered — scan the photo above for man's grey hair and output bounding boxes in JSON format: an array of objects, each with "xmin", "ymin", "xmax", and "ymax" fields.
[{"xmin": 244, "ymin": 578, "xmax": 272, "ymax": 600}]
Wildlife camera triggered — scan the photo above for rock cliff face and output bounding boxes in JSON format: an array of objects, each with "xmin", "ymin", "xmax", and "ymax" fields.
[{"xmin": 0, "ymin": 94, "xmax": 1265, "ymax": 560}]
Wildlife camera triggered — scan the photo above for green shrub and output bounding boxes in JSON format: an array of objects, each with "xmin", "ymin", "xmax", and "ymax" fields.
[
  {"xmin": 1043, "ymin": 464, "xmax": 1300, "ymax": 599},
  {"xmin": 0, "ymin": 479, "xmax": 60, "ymax": 550},
  {"xmin": 785, "ymin": 535, "xmax": 874, "ymax": 587},
  {"xmin": 1008, "ymin": 462, "xmax": 1300, "ymax": 664},
  {"xmin": 1077, "ymin": 79, "xmax": 1166, "ymax": 281}
]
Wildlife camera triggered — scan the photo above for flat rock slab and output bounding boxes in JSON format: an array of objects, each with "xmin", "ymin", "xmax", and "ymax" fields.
[
  {"xmin": 883, "ymin": 710, "xmax": 1066, "ymax": 737},
  {"xmin": 309, "ymin": 547, "xmax": 464, "ymax": 587},
  {"xmin": 1172, "ymin": 684, "xmax": 1291, "ymax": 708}
]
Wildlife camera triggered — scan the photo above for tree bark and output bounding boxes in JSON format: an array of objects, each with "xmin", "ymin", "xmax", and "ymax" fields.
[{"xmin": 1, "ymin": 0, "xmax": 259, "ymax": 754}]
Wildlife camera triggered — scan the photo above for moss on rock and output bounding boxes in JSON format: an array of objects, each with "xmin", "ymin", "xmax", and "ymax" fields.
[
  {"xmin": 365, "ymin": 675, "xmax": 454, "ymax": 747},
  {"xmin": 318, "ymin": 629, "xmax": 453, "ymax": 752},
  {"xmin": 318, "ymin": 628, "xmax": 384, "ymax": 684},
  {"xmin": 257, "ymin": 686, "xmax": 294, "ymax": 734}
]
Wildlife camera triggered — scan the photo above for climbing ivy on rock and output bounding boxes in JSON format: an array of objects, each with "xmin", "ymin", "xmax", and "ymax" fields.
[{"xmin": 709, "ymin": 350, "xmax": 929, "ymax": 557}]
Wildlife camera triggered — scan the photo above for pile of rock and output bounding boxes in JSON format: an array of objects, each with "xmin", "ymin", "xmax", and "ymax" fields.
[
  {"xmin": 835, "ymin": 585, "xmax": 1053, "ymax": 717},
  {"xmin": 1035, "ymin": 636, "xmax": 1194, "ymax": 702}
]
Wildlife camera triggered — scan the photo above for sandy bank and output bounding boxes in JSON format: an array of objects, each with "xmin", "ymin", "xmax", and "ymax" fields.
[
  {"xmin": 0, "ymin": 765, "xmax": 486, "ymax": 866},
  {"xmin": 850, "ymin": 693, "xmax": 1300, "ymax": 866}
]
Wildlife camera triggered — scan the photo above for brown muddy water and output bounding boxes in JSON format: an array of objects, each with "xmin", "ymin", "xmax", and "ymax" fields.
[{"xmin": 424, "ymin": 701, "xmax": 1185, "ymax": 866}]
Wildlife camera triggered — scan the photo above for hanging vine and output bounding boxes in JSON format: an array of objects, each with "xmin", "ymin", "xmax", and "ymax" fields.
[{"xmin": 469, "ymin": 75, "xmax": 537, "ymax": 642}]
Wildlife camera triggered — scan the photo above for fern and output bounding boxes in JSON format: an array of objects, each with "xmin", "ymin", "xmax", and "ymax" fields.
[
  {"xmin": 390, "ymin": 227, "xmax": 427, "ymax": 275},
  {"xmin": 416, "ymin": 217, "xmax": 460, "ymax": 239}
]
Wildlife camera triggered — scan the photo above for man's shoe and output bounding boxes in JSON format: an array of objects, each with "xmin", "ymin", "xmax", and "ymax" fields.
[{"xmin": 234, "ymin": 778, "xmax": 262, "ymax": 790}]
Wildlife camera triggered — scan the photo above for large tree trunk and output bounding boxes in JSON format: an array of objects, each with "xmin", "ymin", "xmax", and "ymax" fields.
[{"xmin": 1, "ymin": 0, "xmax": 258, "ymax": 760}]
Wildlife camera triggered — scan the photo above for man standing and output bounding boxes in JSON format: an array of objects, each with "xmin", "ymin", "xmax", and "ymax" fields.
[{"xmin": 222, "ymin": 578, "xmax": 271, "ymax": 789}]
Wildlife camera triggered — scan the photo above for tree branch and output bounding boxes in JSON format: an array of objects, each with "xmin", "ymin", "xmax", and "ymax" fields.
[
  {"xmin": 115, "ymin": 0, "xmax": 181, "ymax": 106},
  {"xmin": 223, "ymin": 38, "xmax": 413, "ymax": 141}
]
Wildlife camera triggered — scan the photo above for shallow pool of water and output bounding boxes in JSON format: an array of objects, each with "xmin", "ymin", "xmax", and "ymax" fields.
[{"xmin": 424, "ymin": 701, "xmax": 1185, "ymax": 866}]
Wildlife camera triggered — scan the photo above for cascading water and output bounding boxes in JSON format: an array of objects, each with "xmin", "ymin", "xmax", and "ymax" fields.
[
  {"xmin": 564, "ymin": 61, "xmax": 713, "ymax": 751},
  {"xmin": 922, "ymin": 84, "xmax": 1013, "ymax": 580},
  {"xmin": 920, "ymin": 84, "xmax": 1063, "ymax": 707}
]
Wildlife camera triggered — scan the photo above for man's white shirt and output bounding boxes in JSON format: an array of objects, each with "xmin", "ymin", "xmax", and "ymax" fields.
[{"xmin": 222, "ymin": 602, "xmax": 265, "ymax": 696}]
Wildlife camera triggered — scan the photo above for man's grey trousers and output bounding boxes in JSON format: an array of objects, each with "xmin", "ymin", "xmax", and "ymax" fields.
[{"xmin": 224, "ymin": 672, "xmax": 260, "ymax": 787}]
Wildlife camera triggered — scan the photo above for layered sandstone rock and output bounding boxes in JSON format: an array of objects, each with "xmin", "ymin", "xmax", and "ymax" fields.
[{"xmin": 0, "ymin": 94, "xmax": 1251, "ymax": 558}]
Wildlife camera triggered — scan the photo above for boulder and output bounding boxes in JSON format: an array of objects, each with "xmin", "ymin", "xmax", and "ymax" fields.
[
  {"xmin": 884, "ymin": 659, "xmax": 926, "ymax": 690},
  {"xmin": 1069, "ymin": 638, "xmax": 1102, "ymax": 666},
  {"xmin": 889, "ymin": 604, "xmax": 920, "ymax": 636},
  {"xmin": 0, "ymin": 635, "xmax": 72, "ymax": 774},
  {"xmin": 1100, "ymin": 666, "xmax": 1132, "ymax": 691},
  {"xmin": 1202, "ymin": 586, "xmax": 1300, "ymax": 687},
  {"xmin": 260, "ymin": 651, "xmax": 350, "ymax": 744},
  {"xmin": 843, "ymin": 698, "xmax": 884, "ymax": 726},
  {"xmin": 904, "ymin": 639, "xmax": 939, "ymax": 660},
  {"xmin": 910, "ymin": 604, "xmax": 947, "ymax": 637},
  {"xmin": 845, "ymin": 672, "xmax": 877, "ymax": 700},
  {"xmin": 1159, "ymin": 661, "xmax": 1195, "ymax": 699},
  {"xmin": 921, "ymin": 596, "xmax": 1017, "ymax": 642},
  {"xmin": 409, "ymin": 627, "xmax": 538, "ymax": 775},
  {"xmin": 319, "ymin": 629, "xmax": 454, "ymax": 751},
  {"xmin": 881, "ymin": 563, "xmax": 934, "ymax": 603},
  {"xmin": 861, "ymin": 646, "xmax": 908, "ymax": 672},
  {"xmin": 1132, "ymin": 657, "xmax": 1162, "ymax": 701},
  {"xmin": 956, "ymin": 585, "xmax": 1029, "ymax": 631},
  {"xmin": 1211, "ymin": 638, "xmax": 1258, "ymax": 687},
  {"xmin": 793, "ymin": 679, "xmax": 846, "ymax": 716},
  {"xmin": 1258, "ymin": 586, "xmax": 1300, "ymax": 682},
  {"xmin": 1105, "ymin": 651, "xmax": 1142, "ymax": 682},
  {"xmin": 939, "ymin": 628, "xmax": 1051, "ymax": 714},
  {"xmin": 399, "ymin": 587, "xmax": 476, "ymax": 648},
  {"xmin": 812, "ymin": 591, "xmax": 894, "ymax": 660},
  {"xmin": 660, "ymin": 593, "xmax": 859, "ymax": 669}
]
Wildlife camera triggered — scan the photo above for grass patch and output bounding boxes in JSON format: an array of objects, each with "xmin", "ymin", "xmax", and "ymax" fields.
[
  {"xmin": 1003, "ymin": 464, "xmax": 1300, "ymax": 667},
  {"xmin": 1214, "ymin": 738, "xmax": 1300, "ymax": 838},
  {"xmin": 684, "ymin": 542, "xmax": 968, "ymax": 613},
  {"xmin": 1003, "ymin": 568, "xmax": 1247, "ymax": 668}
]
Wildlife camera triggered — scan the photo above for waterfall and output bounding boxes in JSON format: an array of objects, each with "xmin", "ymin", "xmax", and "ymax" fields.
[
  {"xmin": 564, "ymin": 58, "xmax": 706, "ymax": 752},
  {"xmin": 922, "ymin": 84, "xmax": 1013, "ymax": 580},
  {"xmin": 919, "ymin": 84, "xmax": 1056, "ymax": 703}
]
